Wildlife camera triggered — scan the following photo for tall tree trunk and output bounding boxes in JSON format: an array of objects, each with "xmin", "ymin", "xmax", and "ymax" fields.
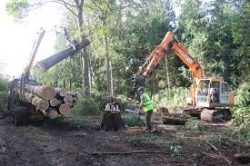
[
  {"xmin": 110, "ymin": 60, "xmax": 114, "ymax": 96},
  {"xmin": 63, "ymin": 80, "xmax": 66, "ymax": 88},
  {"xmin": 89, "ymin": 53, "xmax": 93, "ymax": 93},
  {"xmin": 164, "ymin": 56, "xmax": 171, "ymax": 97},
  {"xmin": 83, "ymin": 49, "xmax": 90, "ymax": 96},
  {"xmin": 104, "ymin": 35, "xmax": 111, "ymax": 96},
  {"xmin": 77, "ymin": 1, "xmax": 90, "ymax": 96}
]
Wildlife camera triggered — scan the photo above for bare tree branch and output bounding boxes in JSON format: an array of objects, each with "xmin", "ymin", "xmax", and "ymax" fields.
[
  {"xmin": 74, "ymin": 0, "xmax": 80, "ymax": 8},
  {"xmin": 80, "ymin": 0, "xmax": 84, "ymax": 8},
  {"xmin": 47, "ymin": 0, "xmax": 78, "ymax": 17},
  {"xmin": 29, "ymin": 0, "xmax": 78, "ymax": 17},
  {"xmin": 47, "ymin": 0, "xmax": 77, "ymax": 7},
  {"xmin": 118, "ymin": 2, "xmax": 139, "ymax": 10}
]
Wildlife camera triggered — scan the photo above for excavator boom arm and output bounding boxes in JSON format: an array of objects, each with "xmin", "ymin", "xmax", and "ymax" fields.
[{"xmin": 140, "ymin": 32, "xmax": 203, "ymax": 79}]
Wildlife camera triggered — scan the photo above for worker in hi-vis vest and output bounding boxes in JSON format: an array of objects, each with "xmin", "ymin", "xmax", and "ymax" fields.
[{"xmin": 137, "ymin": 87, "xmax": 154, "ymax": 132}]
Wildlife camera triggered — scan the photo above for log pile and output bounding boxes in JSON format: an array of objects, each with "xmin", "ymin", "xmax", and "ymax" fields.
[{"xmin": 19, "ymin": 84, "xmax": 77, "ymax": 119}]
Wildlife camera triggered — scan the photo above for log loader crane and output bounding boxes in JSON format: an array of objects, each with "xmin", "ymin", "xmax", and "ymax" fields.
[
  {"xmin": 7, "ymin": 29, "xmax": 90, "ymax": 125},
  {"xmin": 131, "ymin": 32, "xmax": 234, "ymax": 122}
]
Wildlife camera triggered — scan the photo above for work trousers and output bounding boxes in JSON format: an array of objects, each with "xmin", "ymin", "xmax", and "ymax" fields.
[{"xmin": 145, "ymin": 110, "xmax": 153, "ymax": 130}]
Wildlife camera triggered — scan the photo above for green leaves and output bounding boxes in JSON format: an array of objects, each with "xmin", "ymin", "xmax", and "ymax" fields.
[
  {"xmin": 235, "ymin": 81, "xmax": 250, "ymax": 107},
  {"xmin": 233, "ymin": 80, "xmax": 250, "ymax": 142},
  {"xmin": 6, "ymin": 0, "xmax": 29, "ymax": 21},
  {"xmin": 0, "ymin": 75, "xmax": 9, "ymax": 108}
]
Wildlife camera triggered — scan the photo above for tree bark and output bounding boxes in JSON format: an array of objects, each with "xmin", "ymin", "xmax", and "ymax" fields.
[
  {"xmin": 100, "ymin": 111, "xmax": 125, "ymax": 131},
  {"xmin": 104, "ymin": 35, "xmax": 111, "ymax": 96},
  {"xmin": 110, "ymin": 60, "xmax": 114, "ymax": 96},
  {"xmin": 83, "ymin": 50, "xmax": 90, "ymax": 96},
  {"xmin": 162, "ymin": 116, "xmax": 187, "ymax": 125},
  {"xmin": 25, "ymin": 84, "xmax": 56, "ymax": 100},
  {"xmin": 101, "ymin": 103, "xmax": 125, "ymax": 131},
  {"xmin": 76, "ymin": 0, "xmax": 90, "ymax": 96}
]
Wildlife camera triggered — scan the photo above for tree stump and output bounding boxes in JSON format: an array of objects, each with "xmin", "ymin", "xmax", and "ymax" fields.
[{"xmin": 100, "ymin": 103, "xmax": 125, "ymax": 131}]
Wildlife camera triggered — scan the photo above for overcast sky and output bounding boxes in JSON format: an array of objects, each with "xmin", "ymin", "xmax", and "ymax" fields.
[{"xmin": 0, "ymin": 0, "xmax": 63, "ymax": 77}]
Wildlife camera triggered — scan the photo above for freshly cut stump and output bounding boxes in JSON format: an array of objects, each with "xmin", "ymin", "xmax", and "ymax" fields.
[{"xmin": 100, "ymin": 111, "xmax": 125, "ymax": 131}]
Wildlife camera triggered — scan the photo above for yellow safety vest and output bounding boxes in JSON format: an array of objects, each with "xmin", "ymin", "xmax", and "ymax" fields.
[{"xmin": 140, "ymin": 93, "xmax": 154, "ymax": 112}]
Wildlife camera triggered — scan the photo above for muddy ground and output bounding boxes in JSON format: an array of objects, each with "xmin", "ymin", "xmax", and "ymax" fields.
[{"xmin": 0, "ymin": 114, "xmax": 249, "ymax": 166}]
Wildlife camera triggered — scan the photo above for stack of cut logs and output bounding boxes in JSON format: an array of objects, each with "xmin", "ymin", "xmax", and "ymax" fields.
[{"xmin": 21, "ymin": 84, "xmax": 77, "ymax": 119}]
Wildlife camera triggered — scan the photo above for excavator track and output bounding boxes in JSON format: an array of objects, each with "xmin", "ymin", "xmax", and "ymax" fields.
[
  {"xmin": 173, "ymin": 107, "xmax": 231, "ymax": 123},
  {"xmin": 200, "ymin": 108, "xmax": 231, "ymax": 122}
]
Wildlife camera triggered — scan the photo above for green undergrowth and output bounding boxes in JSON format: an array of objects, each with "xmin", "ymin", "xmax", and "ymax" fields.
[
  {"xmin": 184, "ymin": 119, "xmax": 204, "ymax": 132},
  {"xmin": 63, "ymin": 93, "xmax": 105, "ymax": 129},
  {"xmin": 153, "ymin": 87, "xmax": 189, "ymax": 110},
  {"xmin": 70, "ymin": 93, "xmax": 107, "ymax": 116},
  {"xmin": 232, "ymin": 81, "xmax": 250, "ymax": 143},
  {"xmin": 115, "ymin": 94, "xmax": 140, "ymax": 110},
  {"xmin": 122, "ymin": 114, "xmax": 144, "ymax": 127},
  {"xmin": 0, "ymin": 75, "xmax": 8, "ymax": 111}
]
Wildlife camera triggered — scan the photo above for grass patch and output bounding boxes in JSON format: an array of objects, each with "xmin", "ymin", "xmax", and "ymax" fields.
[
  {"xmin": 184, "ymin": 119, "xmax": 207, "ymax": 132},
  {"xmin": 62, "ymin": 94, "xmax": 105, "ymax": 129},
  {"xmin": 122, "ymin": 114, "xmax": 144, "ymax": 127},
  {"xmin": 126, "ymin": 134, "xmax": 159, "ymax": 144},
  {"xmin": 0, "ymin": 75, "xmax": 8, "ymax": 110}
]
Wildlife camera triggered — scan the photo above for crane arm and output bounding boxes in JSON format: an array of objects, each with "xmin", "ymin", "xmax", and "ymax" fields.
[
  {"xmin": 139, "ymin": 32, "xmax": 203, "ymax": 79},
  {"xmin": 131, "ymin": 32, "xmax": 203, "ymax": 96},
  {"xmin": 23, "ymin": 28, "xmax": 46, "ymax": 80}
]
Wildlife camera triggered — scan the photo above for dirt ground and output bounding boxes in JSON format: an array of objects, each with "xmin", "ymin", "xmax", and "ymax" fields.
[{"xmin": 0, "ymin": 113, "xmax": 249, "ymax": 166}]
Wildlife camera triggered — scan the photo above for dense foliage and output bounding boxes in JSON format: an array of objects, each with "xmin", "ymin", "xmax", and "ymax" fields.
[
  {"xmin": 233, "ymin": 80, "xmax": 250, "ymax": 142},
  {"xmin": 0, "ymin": 75, "xmax": 9, "ymax": 110},
  {"xmin": 153, "ymin": 87, "xmax": 188, "ymax": 110}
]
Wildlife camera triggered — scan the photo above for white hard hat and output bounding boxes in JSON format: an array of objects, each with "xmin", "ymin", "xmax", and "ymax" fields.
[{"xmin": 137, "ymin": 87, "xmax": 144, "ymax": 94}]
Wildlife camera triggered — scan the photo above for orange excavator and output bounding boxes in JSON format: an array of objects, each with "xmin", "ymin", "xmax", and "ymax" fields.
[{"xmin": 131, "ymin": 32, "xmax": 234, "ymax": 122}]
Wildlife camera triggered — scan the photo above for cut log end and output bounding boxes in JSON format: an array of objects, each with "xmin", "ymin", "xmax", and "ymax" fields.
[
  {"xmin": 41, "ymin": 86, "xmax": 56, "ymax": 100},
  {"xmin": 31, "ymin": 96, "xmax": 49, "ymax": 114},
  {"xmin": 49, "ymin": 98, "xmax": 60, "ymax": 107},
  {"xmin": 48, "ymin": 109, "xmax": 58, "ymax": 119},
  {"xmin": 59, "ymin": 104, "xmax": 70, "ymax": 114},
  {"xmin": 63, "ymin": 94, "xmax": 74, "ymax": 105},
  {"xmin": 56, "ymin": 88, "xmax": 68, "ymax": 97}
]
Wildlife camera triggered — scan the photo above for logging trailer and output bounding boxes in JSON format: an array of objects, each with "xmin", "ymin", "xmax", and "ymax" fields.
[{"xmin": 7, "ymin": 29, "xmax": 90, "ymax": 125}]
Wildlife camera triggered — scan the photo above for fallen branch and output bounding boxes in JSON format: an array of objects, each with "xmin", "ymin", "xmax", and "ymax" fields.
[
  {"xmin": 202, "ymin": 152, "xmax": 222, "ymax": 159},
  {"xmin": 157, "ymin": 154, "xmax": 168, "ymax": 160},
  {"xmin": 89, "ymin": 150, "xmax": 168, "ymax": 155},
  {"xmin": 234, "ymin": 153, "xmax": 250, "ymax": 164},
  {"xmin": 206, "ymin": 141, "xmax": 232, "ymax": 165}
]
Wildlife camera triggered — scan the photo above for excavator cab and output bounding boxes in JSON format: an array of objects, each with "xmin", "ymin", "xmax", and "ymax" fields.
[{"xmin": 196, "ymin": 78, "xmax": 233, "ymax": 108}]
